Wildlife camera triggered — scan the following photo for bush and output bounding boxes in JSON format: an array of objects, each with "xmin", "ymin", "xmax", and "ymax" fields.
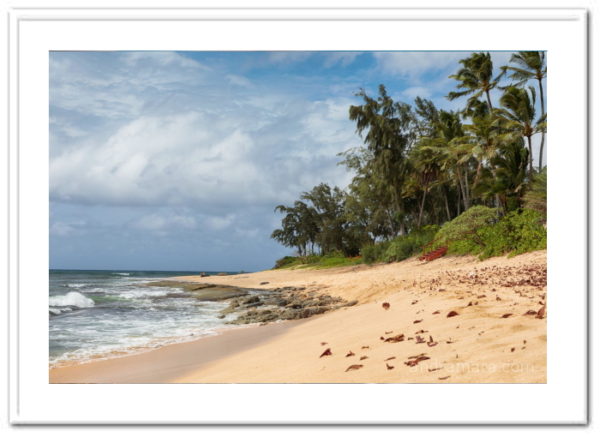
[
  {"xmin": 361, "ymin": 226, "xmax": 439, "ymax": 264},
  {"xmin": 384, "ymin": 238, "xmax": 417, "ymax": 262},
  {"xmin": 478, "ymin": 209, "xmax": 546, "ymax": 259},
  {"xmin": 273, "ymin": 256, "xmax": 298, "ymax": 269},
  {"xmin": 434, "ymin": 206, "xmax": 499, "ymax": 252},
  {"xmin": 384, "ymin": 226, "xmax": 440, "ymax": 262},
  {"xmin": 314, "ymin": 254, "xmax": 363, "ymax": 269},
  {"xmin": 361, "ymin": 241, "xmax": 390, "ymax": 264},
  {"xmin": 523, "ymin": 168, "xmax": 547, "ymax": 220}
]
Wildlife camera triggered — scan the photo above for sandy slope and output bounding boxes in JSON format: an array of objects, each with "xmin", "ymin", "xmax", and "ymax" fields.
[{"xmin": 50, "ymin": 251, "xmax": 546, "ymax": 383}]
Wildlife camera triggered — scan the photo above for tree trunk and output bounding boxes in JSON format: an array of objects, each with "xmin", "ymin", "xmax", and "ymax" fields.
[
  {"xmin": 443, "ymin": 186, "xmax": 452, "ymax": 221},
  {"xmin": 538, "ymin": 77, "xmax": 545, "ymax": 170},
  {"xmin": 485, "ymin": 89, "xmax": 494, "ymax": 113},
  {"xmin": 490, "ymin": 167, "xmax": 501, "ymax": 211},
  {"xmin": 417, "ymin": 188, "xmax": 428, "ymax": 228},
  {"xmin": 457, "ymin": 167, "xmax": 470, "ymax": 211},
  {"xmin": 463, "ymin": 170, "xmax": 471, "ymax": 209},
  {"xmin": 473, "ymin": 160, "xmax": 483, "ymax": 187},
  {"xmin": 526, "ymin": 135, "xmax": 534, "ymax": 176}
]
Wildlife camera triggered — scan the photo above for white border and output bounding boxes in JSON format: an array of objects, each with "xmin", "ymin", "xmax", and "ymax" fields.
[{"xmin": 7, "ymin": 5, "xmax": 588, "ymax": 425}]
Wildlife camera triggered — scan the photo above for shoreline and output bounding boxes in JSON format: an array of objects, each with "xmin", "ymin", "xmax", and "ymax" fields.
[
  {"xmin": 49, "ymin": 318, "xmax": 306, "ymax": 383},
  {"xmin": 50, "ymin": 250, "xmax": 547, "ymax": 383}
]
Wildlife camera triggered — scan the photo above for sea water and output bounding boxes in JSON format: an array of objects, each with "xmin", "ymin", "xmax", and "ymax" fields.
[{"xmin": 49, "ymin": 269, "xmax": 240, "ymax": 367}]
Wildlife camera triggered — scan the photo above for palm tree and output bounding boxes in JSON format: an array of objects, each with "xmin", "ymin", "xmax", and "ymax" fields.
[
  {"xmin": 447, "ymin": 52, "xmax": 498, "ymax": 113},
  {"xmin": 500, "ymin": 51, "xmax": 547, "ymax": 169},
  {"xmin": 489, "ymin": 140, "xmax": 529, "ymax": 212},
  {"xmin": 407, "ymin": 144, "xmax": 443, "ymax": 227},
  {"xmin": 459, "ymin": 113, "xmax": 506, "ymax": 189},
  {"xmin": 418, "ymin": 111, "xmax": 472, "ymax": 214},
  {"xmin": 495, "ymin": 86, "xmax": 544, "ymax": 176}
]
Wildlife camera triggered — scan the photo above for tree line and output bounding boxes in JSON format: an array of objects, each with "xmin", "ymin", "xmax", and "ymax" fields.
[{"xmin": 271, "ymin": 52, "xmax": 547, "ymax": 258}]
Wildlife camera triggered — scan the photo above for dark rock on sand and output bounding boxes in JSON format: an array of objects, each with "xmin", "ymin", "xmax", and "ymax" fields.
[{"xmin": 223, "ymin": 288, "xmax": 357, "ymax": 325}]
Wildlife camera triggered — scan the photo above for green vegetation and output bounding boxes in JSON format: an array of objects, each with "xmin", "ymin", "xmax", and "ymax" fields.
[
  {"xmin": 362, "ymin": 226, "xmax": 440, "ymax": 264},
  {"xmin": 523, "ymin": 167, "xmax": 547, "ymax": 219},
  {"xmin": 477, "ymin": 209, "xmax": 546, "ymax": 259},
  {"xmin": 433, "ymin": 206, "xmax": 499, "ymax": 252},
  {"xmin": 429, "ymin": 206, "xmax": 546, "ymax": 259},
  {"xmin": 271, "ymin": 52, "xmax": 547, "ymax": 267},
  {"xmin": 273, "ymin": 253, "xmax": 362, "ymax": 270}
]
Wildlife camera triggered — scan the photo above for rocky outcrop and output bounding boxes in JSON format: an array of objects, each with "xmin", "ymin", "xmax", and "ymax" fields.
[
  {"xmin": 221, "ymin": 287, "xmax": 358, "ymax": 325},
  {"xmin": 145, "ymin": 281, "xmax": 357, "ymax": 325}
]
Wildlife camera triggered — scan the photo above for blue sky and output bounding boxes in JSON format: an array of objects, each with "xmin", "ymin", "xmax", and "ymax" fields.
[{"xmin": 49, "ymin": 51, "xmax": 543, "ymax": 272}]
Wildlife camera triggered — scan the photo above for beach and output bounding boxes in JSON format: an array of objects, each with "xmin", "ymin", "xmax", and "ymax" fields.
[{"xmin": 50, "ymin": 250, "xmax": 546, "ymax": 383}]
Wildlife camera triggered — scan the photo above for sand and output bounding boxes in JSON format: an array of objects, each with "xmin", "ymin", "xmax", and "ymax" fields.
[{"xmin": 50, "ymin": 250, "xmax": 546, "ymax": 384}]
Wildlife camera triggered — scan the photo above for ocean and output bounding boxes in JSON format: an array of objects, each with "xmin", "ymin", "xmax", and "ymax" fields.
[{"xmin": 49, "ymin": 269, "xmax": 241, "ymax": 367}]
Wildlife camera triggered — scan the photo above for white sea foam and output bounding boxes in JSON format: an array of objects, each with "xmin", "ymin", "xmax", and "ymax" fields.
[
  {"xmin": 65, "ymin": 283, "xmax": 86, "ymax": 288},
  {"xmin": 49, "ymin": 306, "xmax": 73, "ymax": 315},
  {"xmin": 118, "ymin": 288, "xmax": 172, "ymax": 299},
  {"xmin": 49, "ymin": 291, "xmax": 95, "ymax": 308},
  {"xmin": 114, "ymin": 272, "xmax": 130, "ymax": 276}
]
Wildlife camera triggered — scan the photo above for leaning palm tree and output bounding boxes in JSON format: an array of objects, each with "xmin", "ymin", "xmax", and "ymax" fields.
[
  {"xmin": 500, "ymin": 51, "xmax": 547, "ymax": 168},
  {"xmin": 495, "ymin": 86, "xmax": 544, "ymax": 176},
  {"xmin": 447, "ymin": 52, "xmax": 498, "ymax": 113}
]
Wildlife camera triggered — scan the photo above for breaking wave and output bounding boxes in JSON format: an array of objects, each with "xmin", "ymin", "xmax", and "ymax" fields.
[{"xmin": 49, "ymin": 291, "xmax": 95, "ymax": 308}]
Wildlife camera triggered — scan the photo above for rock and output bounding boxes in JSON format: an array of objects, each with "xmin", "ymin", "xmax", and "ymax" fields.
[
  {"xmin": 242, "ymin": 296, "xmax": 261, "ymax": 305},
  {"xmin": 190, "ymin": 287, "xmax": 248, "ymax": 301},
  {"xmin": 259, "ymin": 281, "xmax": 270, "ymax": 285}
]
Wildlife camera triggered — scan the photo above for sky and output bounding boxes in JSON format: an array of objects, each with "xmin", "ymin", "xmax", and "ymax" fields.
[{"xmin": 49, "ymin": 51, "xmax": 545, "ymax": 272}]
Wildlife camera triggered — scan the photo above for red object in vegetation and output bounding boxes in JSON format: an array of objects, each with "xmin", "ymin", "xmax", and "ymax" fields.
[{"xmin": 418, "ymin": 246, "xmax": 448, "ymax": 262}]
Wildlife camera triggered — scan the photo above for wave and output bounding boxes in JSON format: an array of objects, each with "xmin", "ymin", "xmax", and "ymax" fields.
[
  {"xmin": 65, "ymin": 283, "xmax": 87, "ymax": 288},
  {"xmin": 113, "ymin": 272, "xmax": 130, "ymax": 276},
  {"xmin": 49, "ymin": 291, "xmax": 95, "ymax": 308},
  {"xmin": 49, "ymin": 307, "xmax": 73, "ymax": 316}
]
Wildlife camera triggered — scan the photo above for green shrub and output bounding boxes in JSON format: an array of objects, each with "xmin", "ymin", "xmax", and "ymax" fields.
[
  {"xmin": 478, "ymin": 209, "xmax": 546, "ymax": 259},
  {"xmin": 300, "ymin": 254, "xmax": 322, "ymax": 265},
  {"xmin": 523, "ymin": 168, "xmax": 547, "ymax": 220},
  {"xmin": 273, "ymin": 256, "xmax": 298, "ymax": 269},
  {"xmin": 383, "ymin": 238, "xmax": 417, "ymax": 262},
  {"xmin": 384, "ymin": 226, "xmax": 440, "ymax": 262},
  {"xmin": 313, "ymin": 254, "xmax": 363, "ymax": 269},
  {"xmin": 434, "ymin": 206, "xmax": 499, "ymax": 252},
  {"xmin": 361, "ymin": 241, "xmax": 390, "ymax": 264},
  {"xmin": 361, "ymin": 226, "xmax": 439, "ymax": 264}
]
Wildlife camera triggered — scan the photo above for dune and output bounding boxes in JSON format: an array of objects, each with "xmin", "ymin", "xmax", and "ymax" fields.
[{"xmin": 50, "ymin": 250, "xmax": 546, "ymax": 384}]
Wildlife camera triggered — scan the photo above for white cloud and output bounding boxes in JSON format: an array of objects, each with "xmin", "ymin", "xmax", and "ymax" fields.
[
  {"xmin": 133, "ymin": 213, "xmax": 197, "ymax": 233},
  {"xmin": 373, "ymin": 52, "xmax": 465, "ymax": 79},
  {"xmin": 268, "ymin": 52, "xmax": 311, "ymax": 64},
  {"xmin": 50, "ymin": 100, "xmax": 355, "ymax": 211},
  {"xmin": 50, "ymin": 220, "xmax": 86, "ymax": 236},
  {"xmin": 374, "ymin": 51, "xmax": 515, "ymax": 85},
  {"xmin": 401, "ymin": 86, "xmax": 432, "ymax": 100},
  {"xmin": 123, "ymin": 51, "xmax": 206, "ymax": 70},
  {"xmin": 205, "ymin": 214, "xmax": 235, "ymax": 231},
  {"xmin": 323, "ymin": 52, "xmax": 360, "ymax": 68},
  {"xmin": 226, "ymin": 74, "xmax": 253, "ymax": 88},
  {"xmin": 50, "ymin": 51, "xmax": 362, "ymax": 213}
]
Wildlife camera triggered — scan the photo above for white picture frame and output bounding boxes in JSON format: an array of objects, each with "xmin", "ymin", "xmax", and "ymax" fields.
[{"xmin": 4, "ymin": 0, "xmax": 590, "ymax": 426}]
